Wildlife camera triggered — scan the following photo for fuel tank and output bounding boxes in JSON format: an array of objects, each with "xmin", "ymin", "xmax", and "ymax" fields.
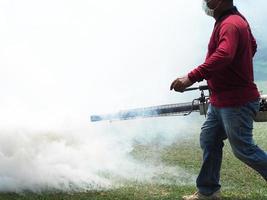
[{"xmin": 254, "ymin": 95, "xmax": 267, "ymax": 122}]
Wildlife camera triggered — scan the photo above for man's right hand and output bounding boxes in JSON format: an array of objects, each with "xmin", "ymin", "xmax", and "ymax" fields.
[{"xmin": 170, "ymin": 75, "xmax": 193, "ymax": 92}]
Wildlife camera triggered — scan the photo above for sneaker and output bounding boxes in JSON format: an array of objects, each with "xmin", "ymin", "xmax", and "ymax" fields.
[{"xmin": 182, "ymin": 190, "xmax": 221, "ymax": 200}]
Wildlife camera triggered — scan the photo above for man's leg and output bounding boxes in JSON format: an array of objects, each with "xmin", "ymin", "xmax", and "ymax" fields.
[
  {"xmin": 196, "ymin": 104, "xmax": 227, "ymax": 195},
  {"xmin": 220, "ymin": 100, "xmax": 267, "ymax": 181}
]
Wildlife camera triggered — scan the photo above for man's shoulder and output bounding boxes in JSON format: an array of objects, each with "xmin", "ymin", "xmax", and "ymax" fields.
[{"xmin": 221, "ymin": 14, "xmax": 247, "ymax": 28}]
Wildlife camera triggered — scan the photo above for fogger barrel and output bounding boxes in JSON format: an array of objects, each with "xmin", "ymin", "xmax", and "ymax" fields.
[
  {"xmin": 90, "ymin": 102, "xmax": 200, "ymax": 122},
  {"xmin": 90, "ymin": 85, "xmax": 210, "ymax": 122}
]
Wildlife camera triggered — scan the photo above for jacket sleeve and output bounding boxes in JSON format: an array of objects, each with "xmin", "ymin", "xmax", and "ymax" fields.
[{"xmin": 188, "ymin": 23, "xmax": 239, "ymax": 83}]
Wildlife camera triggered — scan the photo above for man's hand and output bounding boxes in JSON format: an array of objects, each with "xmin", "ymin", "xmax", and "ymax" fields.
[{"xmin": 170, "ymin": 75, "xmax": 193, "ymax": 92}]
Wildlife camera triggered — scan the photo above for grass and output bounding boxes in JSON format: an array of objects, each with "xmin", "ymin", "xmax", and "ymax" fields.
[
  {"xmin": 0, "ymin": 121, "xmax": 266, "ymax": 200},
  {"xmin": 1, "ymin": 83, "xmax": 266, "ymax": 199}
]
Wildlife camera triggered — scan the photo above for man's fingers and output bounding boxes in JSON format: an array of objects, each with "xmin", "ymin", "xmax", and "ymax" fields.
[
  {"xmin": 174, "ymin": 85, "xmax": 184, "ymax": 92},
  {"xmin": 170, "ymin": 79, "xmax": 177, "ymax": 90},
  {"xmin": 174, "ymin": 87, "xmax": 185, "ymax": 92},
  {"xmin": 173, "ymin": 79, "xmax": 185, "ymax": 92},
  {"xmin": 173, "ymin": 79, "xmax": 182, "ymax": 88},
  {"xmin": 170, "ymin": 76, "xmax": 192, "ymax": 93},
  {"xmin": 170, "ymin": 82, "xmax": 173, "ymax": 90},
  {"xmin": 174, "ymin": 84, "xmax": 185, "ymax": 92}
]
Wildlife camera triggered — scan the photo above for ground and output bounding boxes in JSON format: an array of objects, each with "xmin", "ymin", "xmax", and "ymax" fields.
[
  {"xmin": 1, "ymin": 82, "xmax": 266, "ymax": 200},
  {"xmin": 0, "ymin": 121, "xmax": 266, "ymax": 200}
]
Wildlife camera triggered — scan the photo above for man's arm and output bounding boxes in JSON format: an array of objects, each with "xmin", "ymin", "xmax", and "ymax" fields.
[{"xmin": 188, "ymin": 23, "xmax": 239, "ymax": 83}]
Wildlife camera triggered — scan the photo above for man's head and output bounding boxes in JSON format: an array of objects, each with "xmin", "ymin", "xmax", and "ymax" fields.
[{"xmin": 202, "ymin": 0, "xmax": 234, "ymax": 18}]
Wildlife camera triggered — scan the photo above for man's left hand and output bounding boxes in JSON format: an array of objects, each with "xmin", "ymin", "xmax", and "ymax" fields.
[{"xmin": 170, "ymin": 75, "xmax": 193, "ymax": 92}]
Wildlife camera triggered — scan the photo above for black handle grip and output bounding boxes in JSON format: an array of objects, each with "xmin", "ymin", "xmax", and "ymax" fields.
[{"xmin": 184, "ymin": 85, "xmax": 209, "ymax": 92}]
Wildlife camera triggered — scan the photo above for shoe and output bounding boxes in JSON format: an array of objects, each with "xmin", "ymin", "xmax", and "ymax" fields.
[{"xmin": 182, "ymin": 190, "xmax": 221, "ymax": 200}]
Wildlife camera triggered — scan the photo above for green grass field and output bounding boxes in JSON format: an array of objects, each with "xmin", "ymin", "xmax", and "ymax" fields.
[
  {"xmin": 0, "ymin": 121, "xmax": 266, "ymax": 200},
  {"xmin": 1, "ymin": 82, "xmax": 266, "ymax": 200}
]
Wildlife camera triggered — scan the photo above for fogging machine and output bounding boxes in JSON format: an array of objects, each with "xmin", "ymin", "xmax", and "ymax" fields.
[{"xmin": 90, "ymin": 85, "xmax": 267, "ymax": 122}]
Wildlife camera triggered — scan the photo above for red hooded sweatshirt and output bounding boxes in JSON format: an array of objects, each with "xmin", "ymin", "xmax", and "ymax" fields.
[{"xmin": 188, "ymin": 7, "xmax": 260, "ymax": 107}]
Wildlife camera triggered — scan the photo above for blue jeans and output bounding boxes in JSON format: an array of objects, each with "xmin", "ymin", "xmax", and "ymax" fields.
[{"xmin": 197, "ymin": 100, "xmax": 267, "ymax": 195}]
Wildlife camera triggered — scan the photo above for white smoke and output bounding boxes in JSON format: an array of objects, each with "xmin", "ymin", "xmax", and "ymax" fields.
[
  {"xmin": 0, "ymin": 117, "xmax": 198, "ymax": 192},
  {"xmin": 0, "ymin": 0, "xmax": 266, "ymax": 192}
]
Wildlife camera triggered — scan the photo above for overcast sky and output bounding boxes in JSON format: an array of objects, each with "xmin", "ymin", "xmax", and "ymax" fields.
[{"xmin": 0, "ymin": 0, "xmax": 266, "ymax": 130}]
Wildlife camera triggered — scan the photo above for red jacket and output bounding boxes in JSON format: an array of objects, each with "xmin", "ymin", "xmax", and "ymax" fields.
[{"xmin": 188, "ymin": 7, "xmax": 260, "ymax": 107}]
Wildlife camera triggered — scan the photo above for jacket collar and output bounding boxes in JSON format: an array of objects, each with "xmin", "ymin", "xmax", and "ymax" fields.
[{"xmin": 216, "ymin": 6, "xmax": 238, "ymax": 24}]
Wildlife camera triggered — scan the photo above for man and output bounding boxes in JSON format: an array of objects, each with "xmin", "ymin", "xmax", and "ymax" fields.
[{"xmin": 170, "ymin": 0, "xmax": 267, "ymax": 199}]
